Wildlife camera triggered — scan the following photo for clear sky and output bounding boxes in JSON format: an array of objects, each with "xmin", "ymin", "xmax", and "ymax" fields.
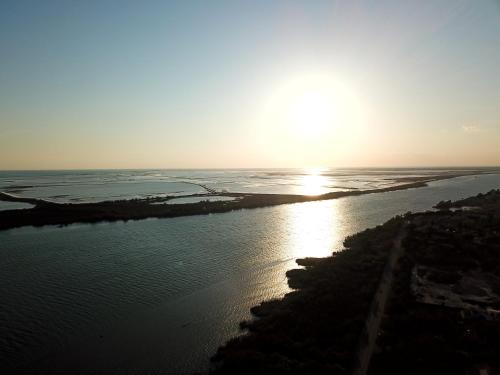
[{"xmin": 1, "ymin": 0, "xmax": 500, "ymax": 169}]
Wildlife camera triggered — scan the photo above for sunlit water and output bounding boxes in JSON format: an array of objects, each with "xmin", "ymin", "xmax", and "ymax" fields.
[
  {"xmin": 0, "ymin": 168, "xmax": 480, "ymax": 203},
  {"xmin": 0, "ymin": 174, "xmax": 499, "ymax": 374}
]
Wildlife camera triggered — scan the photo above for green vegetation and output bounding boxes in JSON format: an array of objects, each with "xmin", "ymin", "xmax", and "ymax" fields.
[
  {"xmin": 210, "ymin": 189, "xmax": 500, "ymax": 374},
  {"xmin": 371, "ymin": 190, "xmax": 500, "ymax": 374},
  {"xmin": 210, "ymin": 216, "xmax": 404, "ymax": 374},
  {"xmin": 436, "ymin": 188, "xmax": 500, "ymax": 209}
]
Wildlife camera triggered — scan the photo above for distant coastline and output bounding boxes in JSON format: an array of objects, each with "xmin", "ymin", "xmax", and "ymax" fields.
[{"xmin": 0, "ymin": 170, "xmax": 498, "ymax": 231}]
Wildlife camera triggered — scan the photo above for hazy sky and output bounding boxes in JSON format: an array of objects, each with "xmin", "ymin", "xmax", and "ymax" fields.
[{"xmin": 1, "ymin": 0, "xmax": 500, "ymax": 169}]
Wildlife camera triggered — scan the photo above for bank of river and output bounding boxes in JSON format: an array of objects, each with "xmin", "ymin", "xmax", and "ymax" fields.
[{"xmin": 1, "ymin": 174, "xmax": 499, "ymax": 374}]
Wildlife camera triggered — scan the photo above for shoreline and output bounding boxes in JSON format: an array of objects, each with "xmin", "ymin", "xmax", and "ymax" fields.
[
  {"xmin": 211, "ymin": 211, "xmax": 407, "ymax": 374},
  {"xmin": 0, "ymin": 171, "xmax": 497, "ymax": 231},
  {"xmin": 209, "ymin": 189, "xmax": 500, "ymax": 374}
]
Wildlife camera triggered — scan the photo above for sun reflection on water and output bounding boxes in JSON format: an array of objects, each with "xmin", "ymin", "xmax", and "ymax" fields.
[
  {"xmin": 301, "ymin": 174, "xmax": 326, "ymax": 195},
  {"xmin": 261, "ymin": 199, "xmax": 345, "ymax": 298},
  {"xmin": 285, "ymin": 199, "xmax": 343, "ymax": 260},
  {"xmin": 298, "ymin": 168, "xmax": 330, "ymax": 196}
]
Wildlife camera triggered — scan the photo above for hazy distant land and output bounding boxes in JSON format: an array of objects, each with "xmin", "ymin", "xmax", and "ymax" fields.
[{"xmin": 0, "ymin": 169, "xmax": 498, "ymax": 231}]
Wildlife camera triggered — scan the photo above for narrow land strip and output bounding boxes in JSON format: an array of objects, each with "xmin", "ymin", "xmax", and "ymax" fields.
[
  {"xmin": 0, "ymin": 171, "xmax": 497, "ymax": 231},
  {"xmin": 353, "ymin": 226, "xmax": 407, "ymax": 375}
]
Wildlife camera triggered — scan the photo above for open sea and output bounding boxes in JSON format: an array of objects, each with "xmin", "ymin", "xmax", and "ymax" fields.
[{"xmin": 1, "ymin": 169, "xmax": 500, "ymax": 374}]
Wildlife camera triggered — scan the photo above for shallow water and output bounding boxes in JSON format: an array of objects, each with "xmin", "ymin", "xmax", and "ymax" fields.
[
  {"xmin": 0, "ymin": 173, "xmax": 499, "ymax": 374},
  {"xmin": 0, "ymin": 201, "xmax": 34, "ymax": 211},
  {"xmin": 0, "ymin": 168, "xmax": 477, "ymax": 203}
]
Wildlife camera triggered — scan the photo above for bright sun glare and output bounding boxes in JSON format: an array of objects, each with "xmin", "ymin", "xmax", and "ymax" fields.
[
  {"xmin": 288, "ymin": 90, "xmax": 336, "ymax": 137},
  {"xmin": 300, "ymin": 168, "xmax": 328, "ymax": 196},
  {"xmin": 261, "ymin": 72, "xmax": 363, "ymax": 145}
]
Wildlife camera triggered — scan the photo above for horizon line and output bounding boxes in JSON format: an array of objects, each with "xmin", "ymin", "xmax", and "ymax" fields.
[{"xmin": 1, "ymin": 166, "xmax": 500, "ymax": 172}]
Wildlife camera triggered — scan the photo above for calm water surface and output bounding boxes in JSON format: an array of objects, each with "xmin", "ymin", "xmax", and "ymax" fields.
[
  {"xmin": 1, "ymin": 174, "xmax": 499, "ymax": 374},
  {"xmin": 0, "ymin": 168, "xmax": 477, "ymax": 202},
  {"xmin": 0, "ymin": 201, "xmax": 34, "ymax": 211}
]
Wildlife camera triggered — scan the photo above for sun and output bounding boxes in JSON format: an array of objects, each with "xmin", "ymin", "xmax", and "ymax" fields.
[
  {"xmin": 288, "ymin": 90, "xmax": 336, "ymax": 137},
  {"xmin": 257, "ymin": 70, "xmax": 365, "ymax": 162},
  {"xmin": 261, "ymin": 72, "xmax": 359, "ymax": 141}
]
